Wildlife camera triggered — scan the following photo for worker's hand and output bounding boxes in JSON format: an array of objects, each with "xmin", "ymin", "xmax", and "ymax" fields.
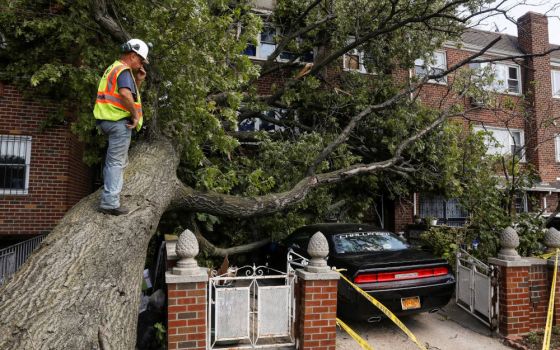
[
  {"xmin": 135, "ymin": 67, "xmax": 147, "ymax": 84},
  {"xmin": 126, "ymin": 117, "xmax": 139, "ymax": 129}
]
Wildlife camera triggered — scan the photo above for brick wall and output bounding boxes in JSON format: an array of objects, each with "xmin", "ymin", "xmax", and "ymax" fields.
[
  {"xmin": 518, "ymin": 13, "xmax": 560, "ymax": 183},
  {"xmin": 497, "ymin": 265, "xmax": 531, "ymax": 335},
  {"xmin": 296, "ymin": 278, "xmax": 338, "ymax": 350},
  {"xmin": 167, "ymin": 282, "xmax": 207, "ymax": 350},
  {"xmin": 528, "ymin": 264, "xmax": 548, "ymax": 331},
  {"xmin": 492, "ymin": 258, "xmax": 560, "ymax": 337},
  {"xmin": 0, "ymin": 83, "xmax": 92, "ymax": 237},
  {"xmin": 394, "ymin": 196, "xmax": 414, "ymax": 234}
]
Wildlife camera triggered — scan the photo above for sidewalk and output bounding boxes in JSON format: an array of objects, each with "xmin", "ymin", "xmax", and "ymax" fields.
[{"xmin": 336, "ymin": 300, "xmax": 509, "ymax": 350}]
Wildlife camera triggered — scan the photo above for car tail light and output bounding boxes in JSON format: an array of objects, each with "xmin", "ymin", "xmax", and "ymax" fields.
[{"xmin": 354, "ymin": 266, "xmax": 449, "ymax": 284}]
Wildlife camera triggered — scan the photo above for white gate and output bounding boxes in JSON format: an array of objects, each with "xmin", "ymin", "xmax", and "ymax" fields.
[
  {"xmin": 456, "ymin": 249, "xmax": 498, "ymax": 329},
  {"xmin": 208, "ymin": 265, "xmax": 296, "ymax": 349}
]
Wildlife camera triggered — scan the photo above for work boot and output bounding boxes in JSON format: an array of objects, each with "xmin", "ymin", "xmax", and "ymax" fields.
[{"xmin": 98, "ymin": 206, "xmax": 130, "ymax": 216}]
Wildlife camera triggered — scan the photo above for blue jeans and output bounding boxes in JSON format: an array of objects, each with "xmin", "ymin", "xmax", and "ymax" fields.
[{"xmin": 98, "ymin": 119, "xmax": 131, "ymax": 209}]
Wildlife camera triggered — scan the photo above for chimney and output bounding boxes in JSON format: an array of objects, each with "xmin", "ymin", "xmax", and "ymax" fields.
[{"xmin": 517, "ymin": 12, "xmax": 555, "ymax": 182}]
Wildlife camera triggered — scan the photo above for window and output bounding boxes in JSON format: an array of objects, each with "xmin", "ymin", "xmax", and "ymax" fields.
[
  {"xmin": 419, "ymin": 195, "xmax": 468, "ymax": 226},
  {"xmin": 343, "ymin": 49, "xmax": 367, "ymax": 74},
  {"xmin": 0, "ymin": 135, "xmax": 32, "ymax": 195},
  {"xmin": 243, "ymin": 24, "xmax": 276, "ymax": 59},
  {"xmin": 414, "ymin": 51, "xmax": 447, "ymax": 83},
  {"xmin": 470, "ymin": 62, "xmax": 521, "ymax": 94},
  {"xmin": 473, "ymin": 126, "xmax": 525, "ymax": 160},
  {"xmin": 332, "ymin": 232, "xmax": 408, "ymax": 254},
  {"xmin": 238, "ymin": 109, "xmax": 286, "ymax": 132},
  {"xmin": 514, "ymin": 193, "xmax": 528, "ymax": 213},
  {"xmin": 552, "ymin": 70, "xmax": 560, "ymax": 97},
  {"xmin": 243, "ymin": 24, "xmax": 313, "ymax": 62}
]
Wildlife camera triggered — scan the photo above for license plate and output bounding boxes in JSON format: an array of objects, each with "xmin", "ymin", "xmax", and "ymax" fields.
[{"xmin": 401, "ymin": 296, "xmax": 421, "ymax": 310}]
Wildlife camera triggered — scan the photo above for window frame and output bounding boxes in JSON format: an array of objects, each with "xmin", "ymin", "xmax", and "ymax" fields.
[
  {"xmin": 470, "ymin": 61, "xmax": 522, "ymax": 95},
  {"xmin": 419, "ymin": 194, "xmax": 468, "ymax": 226},
  {"xmin": 0, "ymin": 135, "xmax": 32, "ymax": 195},
  {"xmin": 242, "ymin": 22, "xmax": 313, "ymax": 63},
  {"xmin": 238, "ymin": 108, "xmax": 287, "ymax": 133},
  {"xmin": 243, "ymin": 23, "xmax": 277, "ymax": 61},
  {"xmin": 552, "ymin": 70, "xmax": 560, "ymax": 98},
  {"xmin": 343, "ymin": 48, "xmax": 367, "ymax": 74},
  {"xmin": 495, "ymin": 63, "xmax": 521, "ymax": 95},
  {"xmin": 414, "ymin": 51, "xmax": 447, "ymax": 84},
  {"xmin": 555, "ymin": 134, "xmax": 560, "ymax": 163},
  {"xmin": 473, "ymin": 125, "xmax": 526, "ymax": 162}
]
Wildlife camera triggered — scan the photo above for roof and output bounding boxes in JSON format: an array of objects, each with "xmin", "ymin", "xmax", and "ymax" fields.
[{"xmin": 459, "ymin": 28, "xmax": 560, "ymax": 61}]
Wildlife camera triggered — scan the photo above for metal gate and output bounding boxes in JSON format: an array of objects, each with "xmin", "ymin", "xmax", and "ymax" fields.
[
  {"xmin": 208, "ymin": 264, "xmax": 296, "ymax": 349},
  {"xmin": 456, "ymin": 249, "xmax": 498, "ymax": 329}
]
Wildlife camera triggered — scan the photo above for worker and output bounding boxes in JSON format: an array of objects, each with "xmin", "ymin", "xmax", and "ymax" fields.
[{"xmin": 93, "ymin": 39, "xmax": 149, "ymax": 215}]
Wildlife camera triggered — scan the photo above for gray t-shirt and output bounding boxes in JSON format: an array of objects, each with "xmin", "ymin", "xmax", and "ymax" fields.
[{"xmin": 117, "ymin": 70, "xmax": 137, "ymax": 100}]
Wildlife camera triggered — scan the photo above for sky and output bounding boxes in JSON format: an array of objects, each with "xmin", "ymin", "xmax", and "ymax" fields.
[{"xmin": 475, "ymin": 0, "xmax": 560, "ymax": 44}]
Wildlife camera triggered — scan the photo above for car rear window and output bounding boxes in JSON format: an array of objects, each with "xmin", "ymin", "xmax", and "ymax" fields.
[{"xmin": 332, "ymin": 231, "xmax": 408, "ymax": 254}]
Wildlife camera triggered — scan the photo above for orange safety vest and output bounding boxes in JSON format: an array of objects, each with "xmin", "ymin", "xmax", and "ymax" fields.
[{"xmin": 93, "ymin": 60, "xmax": 143, "ymax": 131}]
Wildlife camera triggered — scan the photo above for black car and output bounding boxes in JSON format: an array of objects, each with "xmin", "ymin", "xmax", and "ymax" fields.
[{"xmin": 266, "ymin": 223, "xmax": 455, "ymax": 321}]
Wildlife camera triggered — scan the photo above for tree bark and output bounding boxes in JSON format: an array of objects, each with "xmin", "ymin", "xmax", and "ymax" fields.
[{"xmin": 0, "ymin": 138, "xmax": 179, "ymax": 349}]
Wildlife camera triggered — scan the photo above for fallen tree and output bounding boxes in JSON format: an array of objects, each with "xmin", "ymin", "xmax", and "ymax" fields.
[{"xmin": 0, "ymin": 0, "xmax": 556, "ymax": 348}]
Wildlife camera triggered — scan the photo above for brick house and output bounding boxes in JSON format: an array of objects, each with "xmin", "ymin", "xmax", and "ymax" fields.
[
  {"xmin": 245, "ymin": 5, "xmax": 560, "ymax": 233},
  {"xmin": 393, "ymin": 12, "xmax": 560, "ymax": 234},
  {"xmin": 0, "ymin": 82, "xmax": 93, "ymax": 247}
]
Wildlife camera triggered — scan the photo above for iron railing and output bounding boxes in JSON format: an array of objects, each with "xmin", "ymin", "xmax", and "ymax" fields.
[{"xmin": 0, "ymin": 234, "xmax": 46, "ymax": 285}]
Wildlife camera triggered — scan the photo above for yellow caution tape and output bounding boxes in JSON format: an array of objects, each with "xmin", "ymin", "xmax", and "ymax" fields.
[
  {"xmin": 536, "ymin": 251, "xmax": 556, "ymax": 260},
  {"xmin": 336, "ymin": 317, "xmax": 375, "ymax": 350},
  {"xmin": 337, "ymin": 271, "xmax": 427, "ymax": 350},
  {"xmin": 542, "ymin": 248, "xmax": 559, "ymax": 350}
]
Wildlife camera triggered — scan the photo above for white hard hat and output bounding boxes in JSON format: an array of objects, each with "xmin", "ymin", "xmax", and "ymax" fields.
[{"xmin": 124, "ymin": 39, "xmax": 149, "ymax": 63}]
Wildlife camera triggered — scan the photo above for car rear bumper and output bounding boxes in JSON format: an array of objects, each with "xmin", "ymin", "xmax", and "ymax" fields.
[{"xmin": 337, "ymin": 279, "xmax": 455, "ymax": 320}]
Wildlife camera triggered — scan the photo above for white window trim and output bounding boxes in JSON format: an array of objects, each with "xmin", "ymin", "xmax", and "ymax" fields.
[
  {"xmin": 244, "ymin": 23, "xmax": 277, "ymax": 61},
  {"xmin": 552, "ymin": 70, "xmax": 560, "ymax": 98},
  {"xmin": 554, "ymin": 134, "xmax": 560, "ymax": 163},
  {"xmin": 471, "ymin": 61, "xmax": 522, "ymax": 96},
  {"xmin": 243, "ymin": 23, "xmax": 312, "ymax": 63},
  {"xmin": 343, "ymin": 48, "xmax": 367, "ymax": 74},
  {"xmin": 0, "ymin": 135, "xmax": 32, "ymax": 195},
  {"xmin": 473, "ymin": 125, "xmax": 526, "ymax": 162},
  {"xmin": 495, "ymin": 62, "xmax": 522, "ymax": 95},
  {"xmin": 415, "ymin": 51, "xmax": 447, "ymax": 84}
]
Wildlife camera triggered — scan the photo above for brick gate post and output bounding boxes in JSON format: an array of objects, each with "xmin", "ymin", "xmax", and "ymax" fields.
[
  {"xmin": 490, "ymin": 227, "xmax": 560, "ymax": 337},
  {"xmin": 296, "ymin": 231, "xmax": 340, "ymax": 350},
  {"xmin": 165, "ymin": 229, "xmax": 208, "ymax": 350}
]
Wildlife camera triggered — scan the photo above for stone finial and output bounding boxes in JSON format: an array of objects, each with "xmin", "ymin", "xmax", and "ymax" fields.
[
  {"xmin": 544, "ymin": 227, "xmax": 560, "ymax": 253},
  {"xmin": 173, "ymin": 229, "xmax": 201, "ymax": 275},
  {"xmin": 306, "ymin": 231, "xmax": 330, "ymax": 273},
  {"xmin": 498, "ymin": 226, "xmax": 521, "ymax": 261}
]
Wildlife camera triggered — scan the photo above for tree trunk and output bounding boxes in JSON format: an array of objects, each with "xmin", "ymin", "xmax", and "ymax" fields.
[{"xmin": 0, "ymin": 138, "xmax": 179, "ymax": 350}]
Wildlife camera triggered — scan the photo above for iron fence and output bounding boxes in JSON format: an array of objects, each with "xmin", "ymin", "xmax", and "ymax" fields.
[{"xmin": 0, "ymin": 234, "xmax": 46, "ymax": 285}]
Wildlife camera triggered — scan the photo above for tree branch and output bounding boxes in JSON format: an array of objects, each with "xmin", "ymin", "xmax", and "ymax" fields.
[
  {"xmin": 91, "ymin": 0, "xmax": 130, "ymax": 42},
  {"xmin": 171, "ymin": 101, "xmax": 474, "ymax": 218}
]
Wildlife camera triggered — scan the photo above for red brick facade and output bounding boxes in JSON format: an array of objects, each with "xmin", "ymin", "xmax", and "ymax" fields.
[
  {"xmin": 396, "ymin": 13, "xmax": 560, "ymax": 230},
  {"xmin": 166, "ymin": 282, "xmax": 207, "ymax": 350},
  {"xmin": 296, "ymin": 278, "xmax": 338, "ymax": 350},
  {"xmin": 492, "ymin": 259, "xmax": 560, "ymax": 336},
  {"xmin": 0, "ymin": 83, "xmax": 92, "ymax": 239},
  {"xmin": 497, "ymin": 265, "xmax": 531, "ymax": 335}
]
